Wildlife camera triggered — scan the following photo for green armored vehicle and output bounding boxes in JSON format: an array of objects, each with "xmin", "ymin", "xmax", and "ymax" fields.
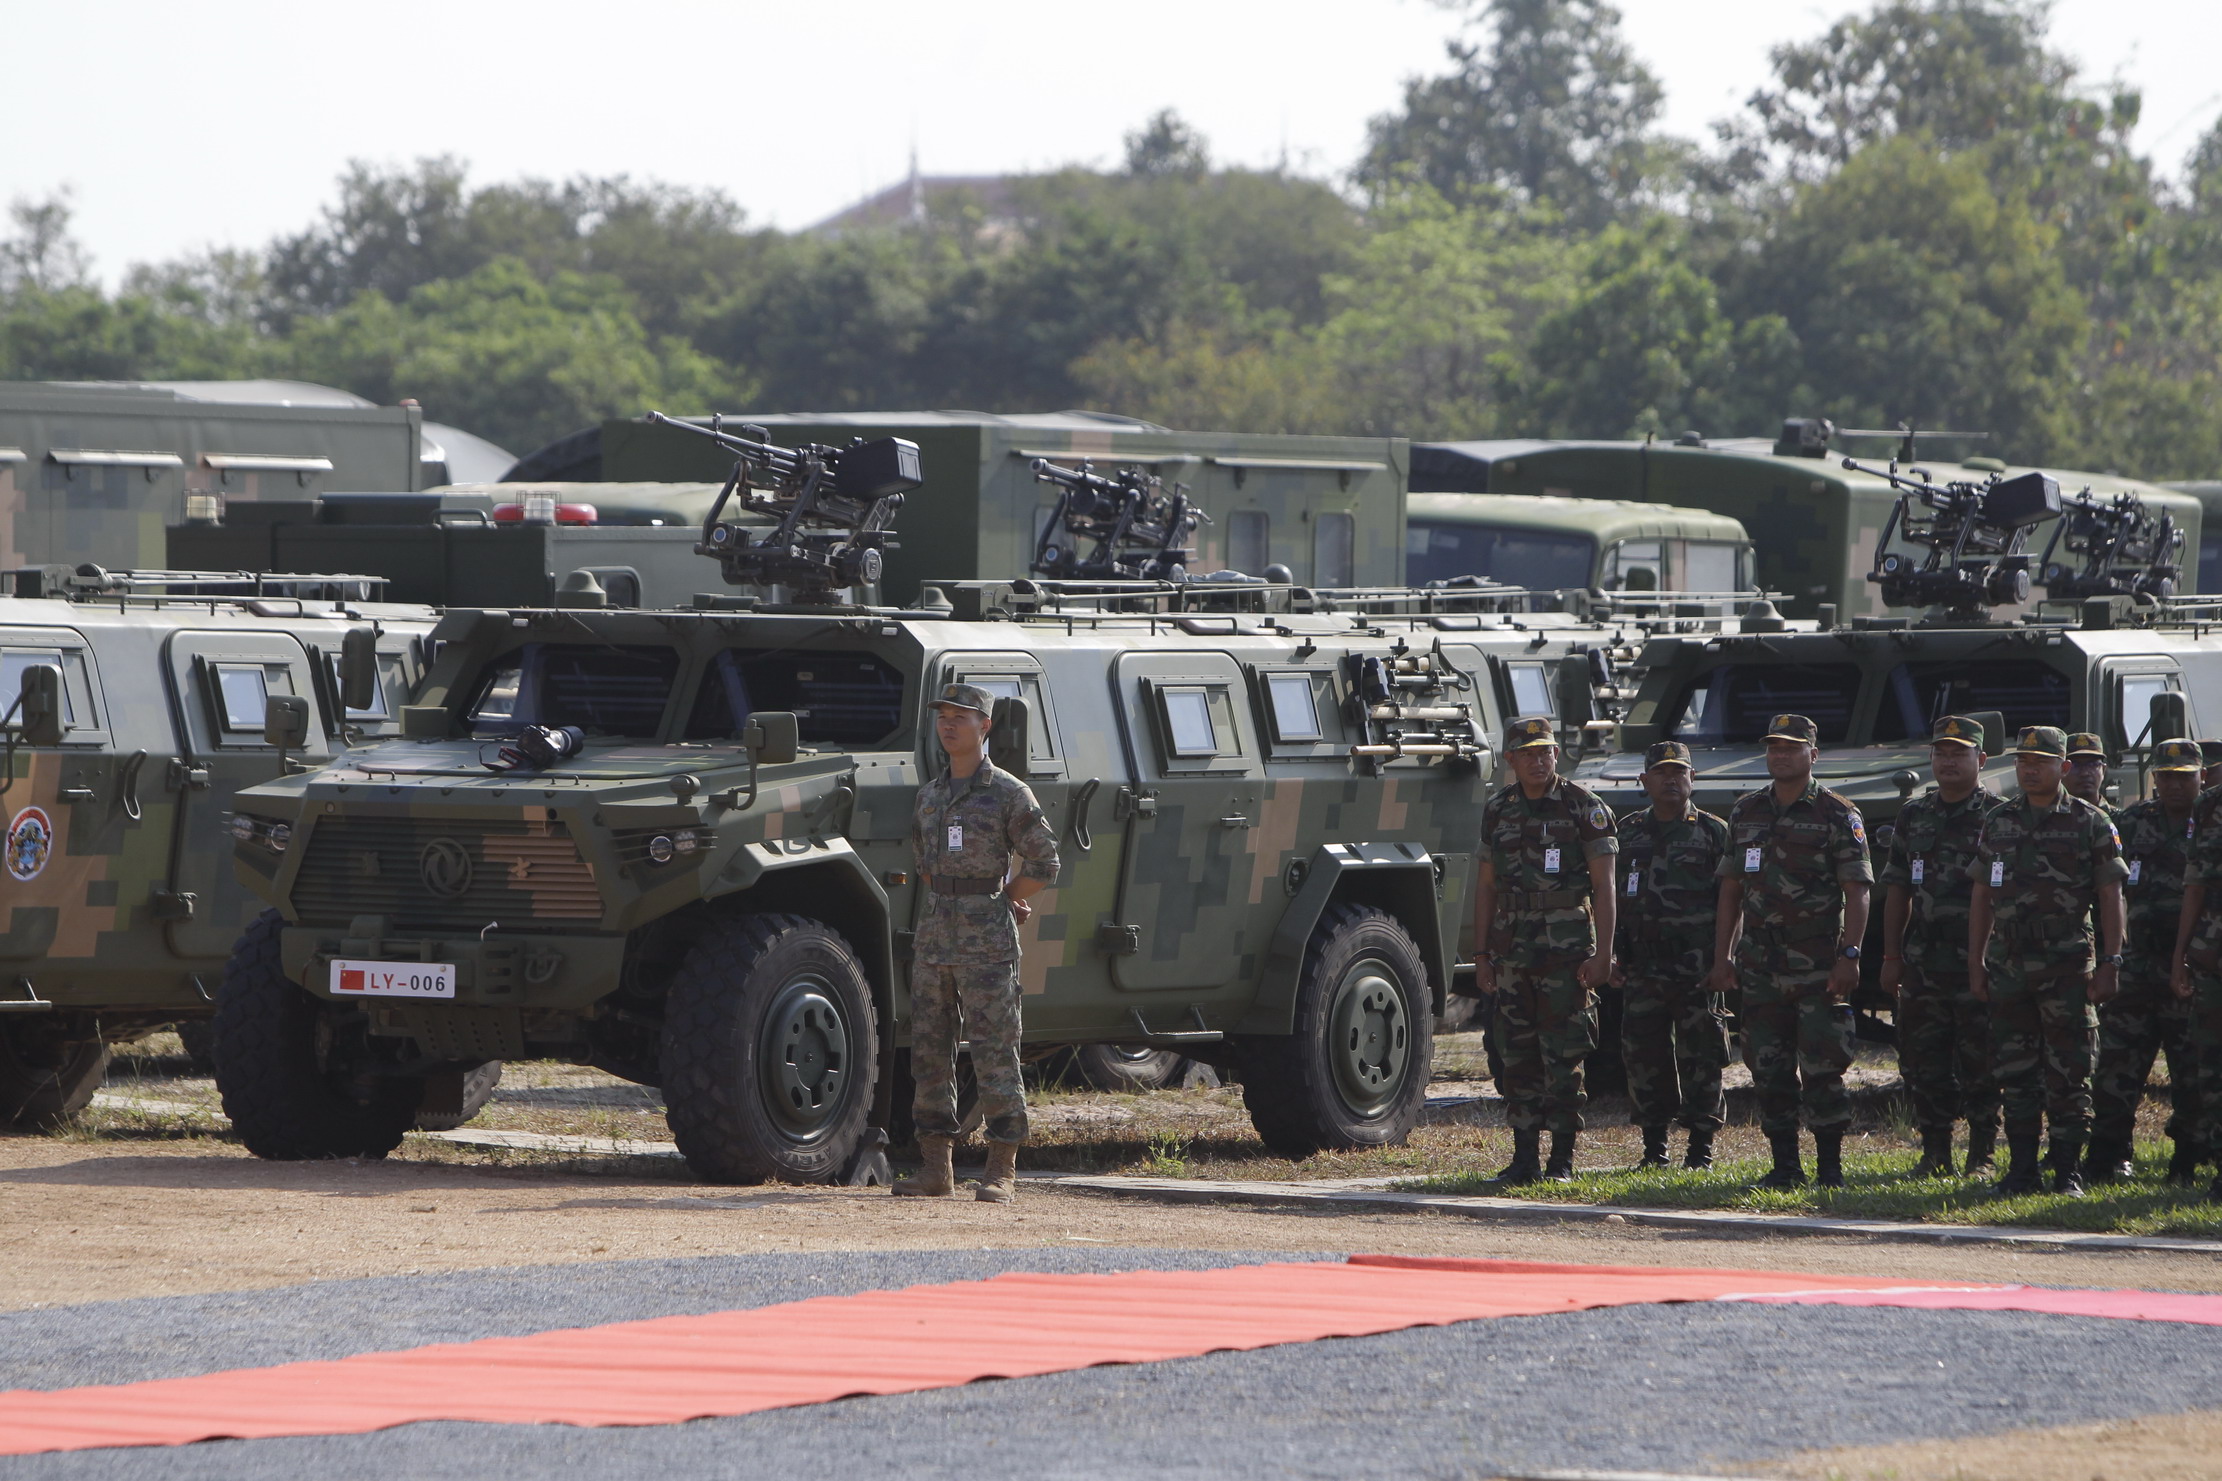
[
  {"xmin": 1405, "ymin": 493, "xmax": 1755, "ymax": 598},
  {"xmin": 211, "ymin": 419, "xmax": 1763, "ymax": 1181},
  {"xmin": 0, "ymin": 566, "xmax": 434, "ymax": 1125}
]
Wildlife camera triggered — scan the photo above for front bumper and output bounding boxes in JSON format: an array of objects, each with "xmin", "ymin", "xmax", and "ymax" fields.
[{"xmin": 280, "ymin": 927, "xmax": 627, "ymax": 1010}]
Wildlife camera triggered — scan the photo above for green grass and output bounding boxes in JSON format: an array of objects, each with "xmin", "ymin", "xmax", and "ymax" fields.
[{"xmin": 1403, "ymin": 1141, "xmax": 2222, "ymax": 1237}]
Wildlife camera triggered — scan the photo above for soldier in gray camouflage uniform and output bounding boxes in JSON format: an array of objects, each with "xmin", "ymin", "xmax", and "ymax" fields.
[
  {"xmin": 1879, "ymin": 715, "xmax": 2003, "ymax": 1178},
  {"xmin": 1969, "ymin": 726, "xmax": 2126, "ymax": 1197},
  {"xmin": 1612, "ymin": 740, "xmax": 1729, "ymax": 1170},
  {"xmin": 893, "ymin": 682, "xmax": 1061, "ymax": 1204},
  {"xmin": 1710, "ymin": 714, "xmax": 1872, "ymax": 1189},
  {"xmin": 1475, "ymin": 715, "xmax": 1618, "ymax": 1185}
]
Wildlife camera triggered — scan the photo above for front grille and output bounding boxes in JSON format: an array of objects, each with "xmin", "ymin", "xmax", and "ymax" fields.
[{"xmin": 290, "ymin": 815, "xmax": 603, "ymax": 932}]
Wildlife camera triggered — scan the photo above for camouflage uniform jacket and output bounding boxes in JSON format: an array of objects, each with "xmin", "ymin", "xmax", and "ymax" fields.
[
  {"xmin": 2117, "ymin": 796, "xmax": 2196, "ymax": 960},
  {"xmin": 1974, "ymin": 793, "xmax": 2125, "ymax": 957},
  {"xmin": 2182, "ymin": 786, "xmax": 2222, "ymax": 968},
  {"xmin": 1717, "ymin": 779, "xmax": 1872, "ymax": 948},
  {"xmin": 1881, "ymin": 785, "xmax": 2001, "ymax": 974},
  {"xmin": 910, "ymin": 759, "xmax": 1061, "ymax": 966},
  {"xmin": 1481, "ymin": 775, "xmax": 1617, "ymax": 967},
  {"xmin": 1613, "ymin": 806, "xmax": 1727, "ymax": 959}
]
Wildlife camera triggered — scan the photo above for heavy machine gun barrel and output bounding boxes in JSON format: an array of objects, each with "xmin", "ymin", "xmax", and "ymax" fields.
[
  {"xmin": 1852, "ymin": 456, "xmax": 2060, "ymax": 616},
  {"xmin": 2036, "ymin": 486, "xmax": 2183, "ymax": 602},
  {"xmin": 1030, "ymin": 458, "xmax": 1205, "ymax": 582},
  {"xmin": 646, "ymin": 411, "xmax": 922, "ymax": 601}
]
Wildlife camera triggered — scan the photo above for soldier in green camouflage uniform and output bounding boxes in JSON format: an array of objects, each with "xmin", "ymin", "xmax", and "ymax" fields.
[
  {"xmin": 1710, "ymin": 713, "xmax": 1872, "ymax": 1189},
  {"xmin": 1612, "ymin": 740, "xmax": 1729, "ymax": 1171},
  {"xmin": 1475, "ymin": 715, "xmax": 1618, "ymax": 1185},
  {"xmin": 1970, "ymin": 726, "xmax": 2126, "ymax": 1197},
  {"xmin": 2065, "ymin": 733, "xmax": 2117, "ymax": 821},
  {"xmin": 2087, "ymin": 738, "xmax": 2205, "ymax": 1184},
  {"xmin": 2199, "ymin": 740, "xmax": 2222, "ymax": 791},
  {"xmin": 893, "ymin": 682, "xmax": 1061, "ymax": 1204},
  {"xmin": 1879, "ymin": 715, "xmax": 2002, "ymax": 1178},
  {"xmin": 2168, "ymin": 766, "xmax": 2222, "ymax": 1201}
]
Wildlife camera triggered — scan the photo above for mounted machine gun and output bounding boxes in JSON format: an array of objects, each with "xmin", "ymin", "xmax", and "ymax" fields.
[
  {"xmin": 2037, "ymin": 486, "xmax": 2184, "ymax": 602},
  {"xmin": 1854, "ymin": 457, "xmax": 2062, "ymax": 617},
  {"xmin": 1029, "ymin": 458, "xmax": 1204, "ymax": 581}
]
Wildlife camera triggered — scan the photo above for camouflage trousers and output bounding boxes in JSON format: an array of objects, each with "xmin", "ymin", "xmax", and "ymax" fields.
[
  {"xmin": 1896, "ymin": 964, "xmax": 1999, "ymax": 1132},
  {"xmin": 1492, "ymin": 959, "xmax": 1597, "ymax": 1134},
  {"xmin": 2186, "ymin": 967, "xmax": 2222, "ymax": 1154},
  {"xmin": 1618, "ymin": 973, "xmax": 1729, "ymax": 1133},
  {"xmin": 2093, "ymin": 967, "xmax": 2200, "ymax": 1147},
  {"xmin": 1985, "ymin": 955, "xmax": 2098, "ymax": 1140},
  {"xmin": 1737, "ymin": 969, "xmax": 1855, "ymax": 1136},
  {"xmin": 910, "ymin": 961, "xmax": 1027, "ymax": 1144}
]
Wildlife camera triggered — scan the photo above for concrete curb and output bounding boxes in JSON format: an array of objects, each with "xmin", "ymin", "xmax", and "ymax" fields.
[{"xmin": 1048, "ymin": 1174, "xmax": 2222, "ymax": 1257}]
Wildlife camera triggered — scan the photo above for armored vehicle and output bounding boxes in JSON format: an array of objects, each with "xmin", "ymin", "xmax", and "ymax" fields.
[
  {"xmin": 1415, "ymin": 424, "xmax": 2203, "ymax": 621},
  {"xmin": 1405, "ymin": 494, "xmax": 1754, "ymax": 599},
  {"xmin": 210, "ymin": 419, "xmax": 1767, "ymax": 1181},
  {"xmin": 0, "ymin": 566, "xmax": 435, "ymax": 1126}
]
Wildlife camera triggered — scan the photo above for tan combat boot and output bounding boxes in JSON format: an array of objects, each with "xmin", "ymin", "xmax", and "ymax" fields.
[
  {"xmin": 893, "ymin": 1134, "xmax": 957, "ymax": 1197},
  {"xmin": 976, "ymin": 1139, "xmax": 1019, "ymax": 1203}
]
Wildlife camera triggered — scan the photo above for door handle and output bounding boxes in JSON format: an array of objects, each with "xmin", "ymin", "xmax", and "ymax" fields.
[
  {"xmin": 167, "ymin": 758, "xmax": 209, "ymax": 792},
  {"xmin": 119, "ymin": 750, "xmax": 146, "ymax": 821},
  {"xmin": 1070, "ymin": 778, "xmax": 1101, "ymax": 853},
  {"xmin": 1218, "ymin": 815, "xmax": 1252, "ymax": 829},
  {"xmin": 1114, "ymin": 787, "xmax": 1157, "ymax": 821}
]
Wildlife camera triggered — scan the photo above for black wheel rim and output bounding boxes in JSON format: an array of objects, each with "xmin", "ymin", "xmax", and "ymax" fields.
[
  {"xmin": 1327, "ymin": 956, "xmax": 1410, "ymax": 1116},
  {"xmin": 1106, "ymin": 1045, "xmax": 1171, "ymax": 1068},
  {"xmin": 757, "ymin": 973, "xmax": 852, "ymax": 1143}
]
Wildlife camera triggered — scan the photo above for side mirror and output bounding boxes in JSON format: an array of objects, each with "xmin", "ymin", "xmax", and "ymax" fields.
[
  {"xmin": 339, "ymin": 628, "xmax": 379, "ymax": 712},
  {"xmin": 263, "ymin": 693, "xmax": 312, "ymax": 751},
  {"xmin": 989, "ymin": 696, "xmax": 1030, "ymax": 775},
  {"xmin": 744, "ymin": 711, "xmax": 799, "ymax": 766},
  {"xmin": 2150, "ymin": 690, "xmax": 2189, "ymax": 745},
  {"xmin": 1968, "ymin": 710, "xmax": 2007, "ymax": 757},
  {"xmin": 19, "ymin": 664, "xmax": 64, "ymax": 747},
  {"xmin": 1552, "ymin": 655, "xmax": 1597, "ymax": 729}
]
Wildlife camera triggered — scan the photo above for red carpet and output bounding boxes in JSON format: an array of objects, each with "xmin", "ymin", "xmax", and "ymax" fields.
[{"xmin": 0, "ymin": 1256, "xmax": 2208, "ymax": 1457}]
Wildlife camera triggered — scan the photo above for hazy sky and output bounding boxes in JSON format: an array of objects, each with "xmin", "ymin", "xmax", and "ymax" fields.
[{"xmin": 7, "ymin": 0, "xmax": 2219, "ymax": 286}]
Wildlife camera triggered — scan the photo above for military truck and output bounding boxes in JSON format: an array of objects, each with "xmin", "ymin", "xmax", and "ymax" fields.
[
  {"xmin": 0, "ymin": 566, "xmax": 438, "ymax": 1126},
  {"xmin": 1405, "ymin": 493, "xmax": 1755, "ymax": 599},
  {"xmin": 2161, "ymin": 482, "xmax": 2222, "ymax": 595},
  {"xmin": 1415, "ymin": 423, "xmax": 2203, "ymax": 621},
  {"xmin": 208, "ymin": 419, "xmax": 1772, "ymax": 1182}
]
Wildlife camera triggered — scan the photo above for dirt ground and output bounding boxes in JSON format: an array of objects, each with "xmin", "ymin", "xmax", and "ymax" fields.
[{"xmin": 1767, "ymin": 1407, "xmax": 2222, "ymax": 1480}]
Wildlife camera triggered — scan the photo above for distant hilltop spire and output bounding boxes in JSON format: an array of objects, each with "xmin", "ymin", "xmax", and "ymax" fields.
[{"xmin": 908, "ymin": 141, "xmax": 924, "ymax": 224}]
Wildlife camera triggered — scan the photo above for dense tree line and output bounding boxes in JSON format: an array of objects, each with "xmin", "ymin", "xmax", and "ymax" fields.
[{"xmin": 4, "ymin": 0, "xmax": 2219, "ymax": 478}]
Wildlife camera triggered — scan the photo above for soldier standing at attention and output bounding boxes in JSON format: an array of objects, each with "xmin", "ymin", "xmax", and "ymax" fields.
[
  {"xmin": 892, "ymin": 683, "xmax": 1060, "ymax": 1204},
  {"xmin": 2065, "ymin": 733, "xmax": 2116, "ymax": 818},
  {"xmin": 2199, "ymin": 740, "xmax": 2222, "ymax": 791},
  {"xmin": 1969, "ymin": 726, "xmax": 2125, "ymax": 1197},
  {"xmin": 2088, "ymin": 738, "xmax": 2205, "ymax": 1185},
  {"xmin": 1612, "ymin": 740, "xmax": 1730, "ymax": 1170},
  {"xmin": 2169, "ymin": 762, "xmax": 2222, "ymax": 1201},
  {"xmin": 1879, "ymin": 716, "xmax": 2003, "ymax": 1178},
  {"xmin": 1474, "ymin": 715, "xmax": 1618, "ymax": 1184},
  {"xmin": 1708, "ymin": 714, "xmax": 1871, "ymax": 1189}
]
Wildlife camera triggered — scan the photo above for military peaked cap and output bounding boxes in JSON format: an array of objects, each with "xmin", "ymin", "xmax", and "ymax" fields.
[
  {"xmin": 2014, "ymin": 725, "xmax": 2068, "ymax": 758},
  {"xmin": 1504, "ymin": 715, "xmax": 1558, "ymax": 751},
  {"xmin": 2066, "ymin": 732, "xmax": 2108, "ymax": 760},
  {"xmin": 1932, "ymin": 714, "xmax": 1985, "ymax": 749},
  {"xmin": 1643, "ymin": 739, "xmax": 1693, "ymax": 769},
  {"xmin": 2153, "ymin": 737, "xmax": 2204, "ymax": 773},
  {"xmin": 931, "ymin": 682, "xmax": 994, "ymax": 717},
  {"xmin": 1763, "ymin": 713, "xmax": 1818, "ymax": 743}
]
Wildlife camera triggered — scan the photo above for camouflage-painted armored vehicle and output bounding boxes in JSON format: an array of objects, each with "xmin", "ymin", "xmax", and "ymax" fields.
[
  {"xmin": 210, "ymin": 419, "xmax": 1769, "ymax": 1182},
  {"xmin": 0, "ymin": 566, "xmax": 434, "ymax": 1126}
]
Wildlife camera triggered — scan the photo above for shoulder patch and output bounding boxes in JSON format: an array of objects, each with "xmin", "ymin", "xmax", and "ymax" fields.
[
  {"xmin": 1586, "ymin": 802, "xmax": 1612, "ymax": 832},
  {"xmin": 1848, "ymin": 813, "xmax": 1866, "ymax": 844}
]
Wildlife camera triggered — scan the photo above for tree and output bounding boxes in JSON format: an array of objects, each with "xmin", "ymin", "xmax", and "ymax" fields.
[
  {"xmin": 1124, "ymin": 109, "xmax": 1211, "ymax": 179},
  {"xmin": 0, "ymin": 192, "xmax": 92, "ymax": 294}
]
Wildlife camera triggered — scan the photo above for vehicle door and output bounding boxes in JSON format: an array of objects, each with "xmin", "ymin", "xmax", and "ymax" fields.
[
  {"xmin": 0, "ymin": 629, "xmax": 135, "ymax": 969},
  {"xmin": 2102, "ymin": 657, "xmax": 2193, "ymax": 760},
  {"xmin": 162, "ymin": 630, "xmax": 334, "ymax": 958},
  {"xmin": 1108, "ymin": 649, "xmax": 1264, "ymax": 993}
]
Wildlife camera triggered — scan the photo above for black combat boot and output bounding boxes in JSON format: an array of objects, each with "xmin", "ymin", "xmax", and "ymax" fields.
[
  {"xmin": 2050, "ymin": 1135, "xmax": 2086, "ymax": 1197},
  {"xmin": 2081, "ymin": 1135, "xmax": 2132, "ymax": 1185},
  {"xmin": 2167, "ymin": 1139, "xmax": 2204, "ymax": 1188},
  {"xmin": 1683, "ymin": 1128, "xmax": 1716, "ymax": 1170},
  {"xmin": 1912, "ymin": 1127, "xmax": 1955, "ymax": 1178},
  {"xmin": 1813, "ymin": 1130, "xmax": 1845, "ymax": 1189},
  {"xmin": 1496, "ymin": 1128, "xmax": 1542, "ymax": 1186},
  {"xmin": 1544, "ymin": 1130, "xmax": 1578, "ymax": 1182},
  {"xmin": 1963, "ymin": 1121, "xmax": 1998, "ymax": 1178},
  {"xmin": 1636, "ymin": 1127, "xmax": 1670, "ymax": 1170},
  {"xmin": 1994, "ymin": 1132, "xmax": 2044, "ymax": 1196},
  {"xmin": 1757, "ymin": 1129, "xmax": 1806, "ymax": 1189}
]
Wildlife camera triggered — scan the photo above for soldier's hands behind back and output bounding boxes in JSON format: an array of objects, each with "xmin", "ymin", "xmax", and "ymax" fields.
[
  {"xmin": 1577, "ymin": 953, "xmax": 1610, "ymax": 991},
  {"xmin": 1825, "ymin": 958, "xmax": 1859, "ymax": 1003},
  {"xmin": 1475, "ymin": 958, "xmax": 1498, "ymax": 996},
  {"xmin": 1877, "ymin": 959, "xmax": 1902, "ymax": 997},
  {"xmin": 2089, "ymin": 963, "xmax": 2119, "ymax": 1005}
]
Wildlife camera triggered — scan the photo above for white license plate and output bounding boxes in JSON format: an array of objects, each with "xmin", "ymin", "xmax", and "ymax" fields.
[{"xmin": 329, "ymin": 958, "xmax": 456, "ymax": 999}]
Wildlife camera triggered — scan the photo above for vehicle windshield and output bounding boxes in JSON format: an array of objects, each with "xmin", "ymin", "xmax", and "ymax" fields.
[
  {"xmin": 466, "ymin": 643, "xmax": 680, "ymax": 738},
  {"xmin": 1405, "ymin": 520, "xmax": 1594, "ymax": 590},
  {"xmin": 1665, "ymin": 663, "xmax": 1862, "ymax": 745},
  {"xmin": 1871, "ymin": 660, "xmax": 2071, "ymax": 742},
  {"xmin": 685, "ymin": 649, "xmax": 907, "ymax": 747}
]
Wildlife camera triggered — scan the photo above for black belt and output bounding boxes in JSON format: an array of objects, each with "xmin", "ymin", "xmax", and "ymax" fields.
[
  {"xmin": 1504, "ymin": 889, "xmax": 1589, "ymax": 911},
  {"xmin": 925, "ymin": 873, "xmax": 1003, "ymax": 897}
]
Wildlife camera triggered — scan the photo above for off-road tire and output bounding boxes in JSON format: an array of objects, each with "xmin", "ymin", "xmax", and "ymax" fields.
[
  {"xmin": 1073, "ymin": 1043, "xmax": 1187, "ymax": 1092},
  {"xmin": 660, "ymin": 913, "xmax": 878, "ymax": 1184},
  {"xmin": 213, "ymin": 909, "xmax": 421, "ymax": 1160},
  {"xmin": 0, "ymin": 1028, "xmax": 109, "ymax": 1129},
  {"xmin": 413, "ymin": 1060, "xmax": 503, "ymax": 1132},
  {"xmin": 1236, "ymin": 903, "xmax": 1433, "ymax": 1159}
]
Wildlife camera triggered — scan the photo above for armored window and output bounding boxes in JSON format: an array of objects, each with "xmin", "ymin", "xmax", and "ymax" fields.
[
  {"xmin": 1683, "ymin": 541, "xmax": 1742, "ymax": 594},
  {"xmin": 1504, "ymin": 661, "xmax": 1555, "ymax": 721},
  {"xmin": 1601, "ymin": 540, "xmax": 1661, "ymax": 592},
  {"xmin": 0, "ymin": 649, "xmax": 72, "ymax": 727},
  {"xmin": 324, "ymin": 652, "xmax": 394, "ymax": 722},
  {"xmin": 210, "ymin": 663, "xmax": 293, "ymax": 734},
  {"xmin": 466, "ymin": 643, "xmax": 680, "ymax": 738},
  {"xmin": 1665, "ymin": 663, "xmax": 1861, "ymax": 745},
  {"xmin": 1162, "ymin": 687, "xmax": 1221, "ymax": 757},
  {"xmin": 2116, "ymin": 671, "xmax": 2182, "ymax": 750},
  {"xmin": 686, "ymin": 648, "xmax": 905, "ymax": 747},
  {"xmin": 1228, "ymin": 511, "xmax": 1269, "ymax": 575},
  {"xmin": 1872, "ymin": 661, "xmax": 2071, "ymax": 743},
  {"xmin": 1265, "ymin": 672, "xmax": 1323, "ymax": 742},
  {"xmin": 1313, "ymin": 512, "xmax": 1354, "ymax": 587},
  {"xmin": 1404, "ymin": 520, "xmax": 1593, "ymax": 591},
  {"xmin": 958, "ymin": 673, "xmax": 1059, "ymax": 765}
]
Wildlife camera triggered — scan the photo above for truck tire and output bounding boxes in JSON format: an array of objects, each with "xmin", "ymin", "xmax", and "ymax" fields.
[
  {"xmin": 1074, "ymin": 1043, "xmax": 1187, "ymax": 1092},
  {"xmin": 413, "ymin": 1061, "xmax": 503, "ymax": 1132},
  {"xmin": 1236, "ymin": 903, "xmax": 1433, "ymax": 1159},
  {"xmin": 0, "ymin": 1027, "xmax": 109, "ymax": 1129},
  {"xmin": 660, "ymin": 913, "xmax": 878, "ymax": 1184},
  {"xmin": 213, "ymin": 909, "xmax": 422, "ymax": 1160}
]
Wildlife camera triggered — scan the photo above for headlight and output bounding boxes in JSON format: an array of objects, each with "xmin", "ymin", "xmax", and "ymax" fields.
[
  {"xmin": 672, "ymin": 829, "xmax": 702, "ymax": 854},
  {"xmin": 267, "ymin": 823, "xmax": 291, "ymax": 853},
  {"xmin": 230, "ymin": 815, "xmax": 257, "ymax": 843},
  {"xmin": 647, "ymin": 834, "xmax": 676, "ymax": 864}
]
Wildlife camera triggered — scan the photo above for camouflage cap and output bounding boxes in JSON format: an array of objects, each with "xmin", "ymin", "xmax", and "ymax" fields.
[
  {"xmin": 1504, "ymin": 715, "xmax": 1558, "ymax": 751},
  {"xmin": 2201, "ymin": 739, "xmax": 2222, "ymax": 767},
  {"xmin": 1763, "ymin": 713, "xmax": 1818, "ymax": 743},
  {"xmin": 930, "ymin": 682, "xmax": 994, "ymax": 717},
  {"xmin": 1931, "ymin": 714, "xmax": 1986, "ymax": 750},
  {"xmin": 2066, "ymin": 732, "xmax": 2108, "ymax": 760},
  {"xmin": 2152, "ymin": 737, "xmax": 2204, "ymax": 773},
  {"xmin": 2014, "ymin": 725, "xmax": 2068, "ymax": 758},
  {"xmin": 1643, "ymin": 739, "xmax": 1693, "ymax": 770}
]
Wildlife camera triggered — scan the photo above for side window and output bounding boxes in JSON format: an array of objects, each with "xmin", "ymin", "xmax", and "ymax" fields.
[
  {"xmin": 322, "ymin": 651, "xmax": 395, "ymax": 723},
  {"xmin": 1265, "ymin": 673, "xmax": 1322, "ymax": 741},
  {"xmin": 1150, "ymin": 681, "xmax": 1244, "ymax": 770},
  {"xmin": 1313, "ymin": 512, "xmax": 1354, "ymax": 588},
  {"xmin": 1163, "ymin": 688, "xmax": 1221, "ymax": 755},
  {"xmin": 1253, "ymin": 666, "xmax": 1344, "ymax": 760},
  {"xmin": 959, "ymin": 671, "xmax": 1060, "ymax": 771},
  {"xmin": 207, "ymin": 662, "xmax": 294, "ymax": 740},
  {"xmin": 1684, "ymin": 541, "xmax": 1742, "ymax": 594},
  {"xmin": 0, "ymin": 649, "xmax": 71, "ymax": 727},
  {"xmin": 1603, "ymin": 540, "xmax": 1662, "ymax": 592},
  {"xmin": 1228, "ymin": 511, "xmax": 1269, "ymax": 575},
  {"xmin": 1502, "ymin": 660, "xmax": 1555, "ymax": 721},
  {"xmin": 2116, "ymin": 670, "xmax": 2183, "ymax": 750}
]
